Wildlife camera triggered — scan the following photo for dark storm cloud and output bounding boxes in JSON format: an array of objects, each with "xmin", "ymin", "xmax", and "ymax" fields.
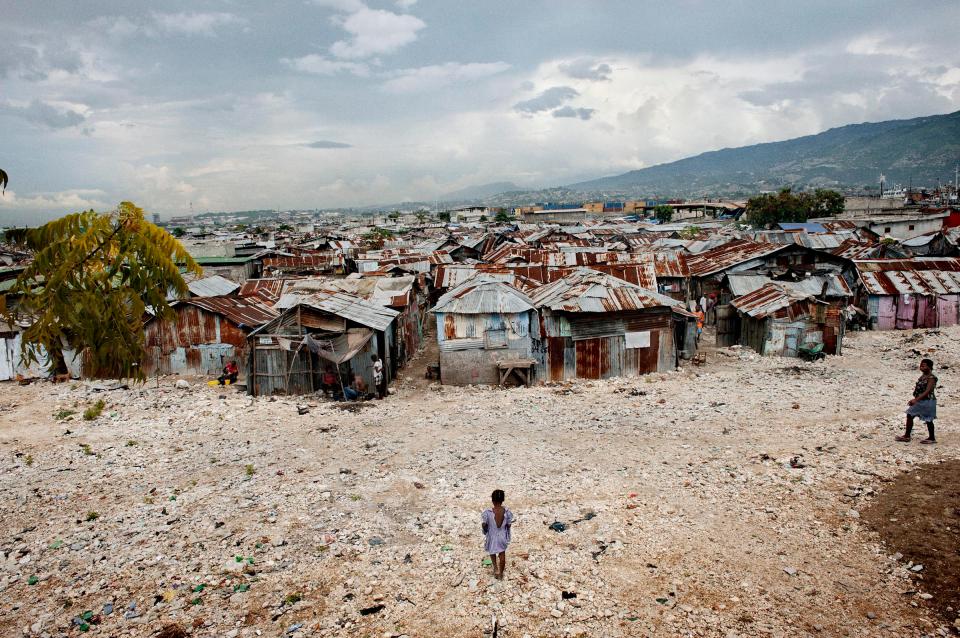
[
  {"xmin": 552, "ymin": 106, "xmax": 595, "ymax": 120},
  {"xmin": 559, "ymin": 59, "xmax": 611, "ymax": 81},
  {"xmin": 0, "ymin": 100, "xmax": 86, "ymax": 129},
  {"xmin": 304, "ymin": 140, "xmax": 353, "ymax": 148},
  {"xmin": 514, "ymin": 86, "xmax": 579, "ymax": 114}
]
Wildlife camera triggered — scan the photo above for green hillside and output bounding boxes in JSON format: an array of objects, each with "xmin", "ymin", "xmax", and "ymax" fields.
[{"xmin": 569, "ymin": 110, "xmax": 960, "ymax": 197}]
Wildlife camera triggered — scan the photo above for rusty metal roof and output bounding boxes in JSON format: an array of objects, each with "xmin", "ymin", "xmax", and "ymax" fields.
[
  {"xmin": 263, "ymin": 254, "xmax": 335, "ymax": 267},
  {"xmin": 432, "ymin": 276, "xmax": 535, "ymax": 314},
  {"xmin": 324, "ymin": 275, "xmax": 416, "ymax": 308},
  {"xmin": 530, "ymin": 268, "xmax": 685, "ymax": 313},
  {"xmin": 181, "ymin": 296, "xmax": 278, "ymax": 329},
  {"xmin": 652, "ymin": 252, "xmax": 689, "ymax": 278},
  {"xmin": 832, "ymin": 239, "xmax": 879, "ymax": 260},
  {"xmin": 855, "ymin": 258, "xmax": 960, "ymax": 295},
  {"xmin": 687, "ymin": 239, "xmax": 792, "ymax": 277},
  {"xmin": 821, "ymin": 220, "xmax": 859, "ymax": 231},
  {"xmin": 731, "ymin": 284, "xmax": 818, "ymax": 319},
  {"xmin": 238, "ymin": 278, "xmax": 286, "ymax": 302}
]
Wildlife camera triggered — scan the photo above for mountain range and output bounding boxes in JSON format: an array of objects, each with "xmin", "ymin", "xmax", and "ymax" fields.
[{"xmin": 457, "ymin": 110, "xmax": 960, "ymax": 207}]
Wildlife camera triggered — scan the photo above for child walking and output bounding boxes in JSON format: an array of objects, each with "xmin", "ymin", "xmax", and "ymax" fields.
[{"xmin": 481, "ymin": 489, "xmax": 513, "ymax": 580}]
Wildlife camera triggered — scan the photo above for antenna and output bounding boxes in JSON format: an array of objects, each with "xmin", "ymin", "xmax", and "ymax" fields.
[{"xmin": 879, "ymin": 173, "xmax": 885, "ymax": 198}]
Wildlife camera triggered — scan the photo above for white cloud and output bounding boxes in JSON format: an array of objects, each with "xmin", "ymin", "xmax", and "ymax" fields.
[
  {"xmin": 382, "ymin": 61, "xmax": 510, "ymax": 93},
  {"xmin": 282, "ymin": 54, "xmax": 369, "ymax": 76},
  {"xmin": 152, "ymin": 12, "xmax": 245, "ymax": 36},
  {"xmin": 0, "ymin": 189, "xmax": 109, "ymax": 212},
  {"xmin": 329, "ymin": 7, "xmax": 425, "ymax": 59},
  {"xmin": 395, "ymin": 0, "xmax": 417, "ymax": 8}
]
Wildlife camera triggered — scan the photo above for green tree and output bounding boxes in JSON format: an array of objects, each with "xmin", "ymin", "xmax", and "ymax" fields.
[
  {"xmin": 811, "ymin": 189, "xmax": 844, "ymax": 216},
  {"xmin": 362, "ymin": 227, "xmax": 395, "ymax": 241},
  {"xmin": 0, "ymin": 168, "xmax": 8, "ymax": 194},
  {"xmin": 172, "ymin": 227, "xmax": 186, "ymax": 238},
  {"xmin": 745, "ymin": 188, "xmax": 844, "ymax": 227},
  {"xmin": 479, "ymin": 215, "xmax": 488, "ymax": 222},
  {"xmin": 653, "ymin": 204, "xmax": 673, "ymax": 223},
  {"xmin": 437, "ymin": 211, "xmax": 451, "ymax": 222},
  {"xmin": 678, "ymin": 225, "xmax": 701, "ymax": 239},
  {"xmin": 495, "ymin": 209, "xmax": 512, "ymax": 223},
  {"xmin": 415, "ymin": 210, "xmax": 428, "ymax": 224},
  {"xmin": 2, "ymin": 202, "xmax": 201, "ymax": 380},
  {"xmin": 388, "ymin": 211, "xmax": 401, "ymax": 220}
]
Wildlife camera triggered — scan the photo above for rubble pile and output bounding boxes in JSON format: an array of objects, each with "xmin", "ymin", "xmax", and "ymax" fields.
[{"xmin": 0, "ymin": 327, "xmax": 957, "ymax": 637}]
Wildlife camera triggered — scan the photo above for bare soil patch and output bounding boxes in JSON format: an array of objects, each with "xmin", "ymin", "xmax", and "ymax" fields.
[{"xmin": 863, "ymin": 459, "xmax": 960, "ymax": 629}]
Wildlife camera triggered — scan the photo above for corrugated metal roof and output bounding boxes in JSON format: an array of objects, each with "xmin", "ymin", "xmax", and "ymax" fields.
[
  {"xmin": 435, "ymin": 264, "xmax": 518, "ymax": 289},
  {"xmin": 238, "ymin": 278, "xmax": 286, "ymax": 302},
  {"xmin": 778, "ymin": 222, "xmax": 828, "ymax": 233},
  {"xmin": 687, "ymin": 240, "xmax": 791, "ymax": 277},
  {"xmin": 832, "ymin": 239, "xmax": 879, "ymax": 259},
  {"xmin": 530, "ymin": 268, "xmax": 685, "ymax": 313},
  {"xmin": 652, "ymin": 252, "xmax": 689, "ymax": 278},
  {"xmin": 262, "ymin": 254, "xmax": 339, "ymax": 269},
  {"xmin": 821, "ymin": 220, "xmax": 858, "ymax": 230},
  {"xmin": 731, "ymin": 284, "xmax": 817, "ymax": 319},
  {"xmin": 294, "ymin": 290, "xmax": 399, "ymax": 331},
  {"xmin": 726, "ymin": 273, "xmax": 852, "ymax": 297},
  {"xmin": 432, "ymin": 276, "xmax": 535, "ymax": 314},
  {"xmin": 182, "ymin": 296, "xmax": 278, "ymax": 329},
  {"xmin": 855, "ymin": 258, "xmax": 960, "ymax": 295},
  {"xmin": 187, "ymin": 274, "xmax": 240, "ymax": 297},
  {"xmin": 325, "ymin": 275, "xmax": 416, "ymax": 308}
]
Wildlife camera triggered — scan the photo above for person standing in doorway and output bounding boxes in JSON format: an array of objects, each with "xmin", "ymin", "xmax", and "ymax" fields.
[
  {"xmin": 896, "ymin": 358, "xmax": 938, "ymax": 444},
  {"xmin": 371, "ymin": 354, "xmax": 385, "ymax": 400}
]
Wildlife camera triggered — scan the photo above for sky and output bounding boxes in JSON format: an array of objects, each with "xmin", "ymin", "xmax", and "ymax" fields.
[{"xmin": 2, "ymin": 0, "xmax": 960, "ymax": 223}]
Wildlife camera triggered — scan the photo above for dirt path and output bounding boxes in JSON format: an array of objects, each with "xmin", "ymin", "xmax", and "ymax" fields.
[{"xmin": 0, "ymin": 327, "xmax": 958, "ymax": 637}]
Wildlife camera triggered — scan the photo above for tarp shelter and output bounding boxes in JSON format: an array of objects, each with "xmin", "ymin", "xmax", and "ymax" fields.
[{"xmin": 247, "ymin": 290, "xmax": 399, "ymax": 396}]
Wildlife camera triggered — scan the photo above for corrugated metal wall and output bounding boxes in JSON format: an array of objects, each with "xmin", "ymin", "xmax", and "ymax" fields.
[
  {"xmin": 869, "ymin": 294, "xmax": 960, "ymax": 330},
  {"xmin": 436, "ymin": 311, "xmax": 534, "ymax": 385},
  {"xmin": 538, "ymin": 309, "xmax": 676, "ymax": 381},
  {"xmin": 143, "ymin": 306, "xmax": 249, "ymax": 377}
]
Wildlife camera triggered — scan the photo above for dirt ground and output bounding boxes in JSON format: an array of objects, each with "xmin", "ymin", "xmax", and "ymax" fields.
[
  {"xmin": 863, "ymin": 459, "xmax": 960, "ymax": 629},
  {"xmin": 0, "ymin": 326, "xmax": 958, "ymax": 637}
]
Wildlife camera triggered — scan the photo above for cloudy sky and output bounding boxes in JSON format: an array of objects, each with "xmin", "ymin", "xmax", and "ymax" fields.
[{"xmin": 2, "ymin": 1, "xmax": 960, "ymax": 222}]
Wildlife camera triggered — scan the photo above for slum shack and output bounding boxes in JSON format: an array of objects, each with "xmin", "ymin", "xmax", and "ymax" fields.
[
  {"xmin": 529, "ymin": 268, "xmax": 694, "ymax": 381},
  {"xmin": 432, "ymin": 276, "xmax": 537, "ymax": 385},
  {"xmin": 143, "ymin": 296, "xmax": 278, "ymax": 379},
  {"xmin": 246, "ymin": 290, "xmax": 398, "ymax": 396},
  {"xmin": 730, "ymin": 283, "xmax": 844, "ymax": 356},
  {"xmin": 854, "ymin": 258, "xmax": 960, "ymax": 329}
]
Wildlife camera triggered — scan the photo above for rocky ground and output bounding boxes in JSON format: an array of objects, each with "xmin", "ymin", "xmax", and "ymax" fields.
[{"xmin": 0, "ymin": 327, "xmax": 958, "ymax": 638}]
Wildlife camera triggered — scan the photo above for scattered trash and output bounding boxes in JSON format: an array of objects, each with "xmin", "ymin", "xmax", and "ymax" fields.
[
  {"xmin": 359, "ymin": 604, "xmax": 384, "ymax": 616},
  {"xmin": 548, "ymin": 521, "xmax": 567, "ymax": 532},
  {"xmin": 297, "ymin": 404, "xmax": 310, "ymax": 415},
  {"xmin": 561, "ymin": 591, "xmax": 577, "ymax": 599}
]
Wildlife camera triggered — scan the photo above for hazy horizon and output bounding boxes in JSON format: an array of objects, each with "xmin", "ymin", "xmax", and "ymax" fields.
[{"xmin": 2, "ymin": 1, "xmax": 960, "ymax": 224}]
